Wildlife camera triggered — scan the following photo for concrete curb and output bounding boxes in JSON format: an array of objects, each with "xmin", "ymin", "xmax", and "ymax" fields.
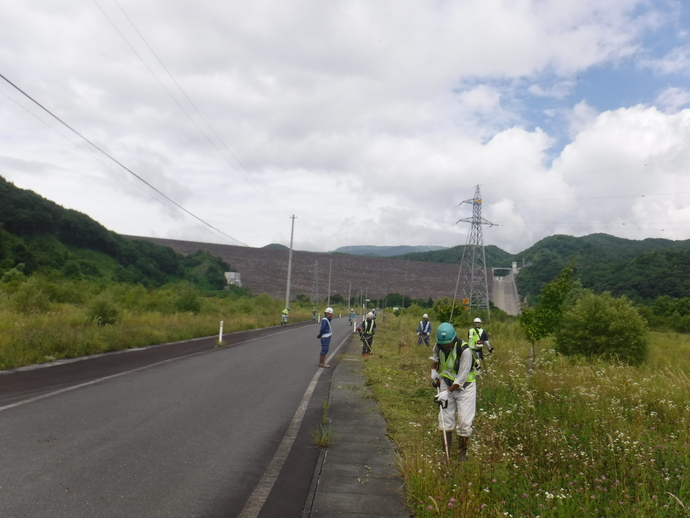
[{"xmin": 302, "ymin": 338, "xmax": 410, "ymax": 517}]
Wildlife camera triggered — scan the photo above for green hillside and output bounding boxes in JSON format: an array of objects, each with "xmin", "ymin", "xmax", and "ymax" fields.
[
  {"xmin": 395, "ymin": 232, "xmax": 690, "ymax": 303},
  {"xmin": 0, "ymin": 175, "xmax": 235, "ymax": 291},
  {"xmin": 513, "ymin": 234, "xmax": 690, "ymax": 302}
]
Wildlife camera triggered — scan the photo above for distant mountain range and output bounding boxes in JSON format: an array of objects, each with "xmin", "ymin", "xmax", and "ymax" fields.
[{"xmin": 332, "ymin": 245, "xmax": 447, "ymax": 257}]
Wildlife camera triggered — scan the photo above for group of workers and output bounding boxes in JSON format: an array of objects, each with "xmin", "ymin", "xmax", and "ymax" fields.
[{"xmin": 310, "ymin": 305, "xmax": 492, "ymax": 462}]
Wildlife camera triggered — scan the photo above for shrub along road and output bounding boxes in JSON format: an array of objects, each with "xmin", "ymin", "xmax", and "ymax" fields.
[{"xmin": 0, "ymin": 318, "xmax": 349, "ymax": 517}]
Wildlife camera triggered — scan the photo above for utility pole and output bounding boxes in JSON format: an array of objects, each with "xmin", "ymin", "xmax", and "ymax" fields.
[
  {"xmin": 457, "ymin": 186, "xmax": 493, "ymax": 317},
  {"xmin": 327, "ymin": 259, "xmax": 333, "ymax": 306},
  {"xmin": 348, "ymin": 281, "xmax": 351, "ymax": 310},
  {"xmin": 311, "ymin": 261, "xmax": 319, "ymax": 303},
  {"xmin": 284, "ymin": 215, "xmax": 296, "ymax": 310}
]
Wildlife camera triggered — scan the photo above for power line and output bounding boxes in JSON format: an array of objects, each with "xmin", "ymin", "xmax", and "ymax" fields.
[
  {"xmin": 0, "ymin": 87, "xmax": 194, "ymax": 216},
  {"xmin": 0, "ymin": 73, "xmax": 248, "ymax": 246},
  {"xmin": 505, "ymin": 191, "xmax": 690, "ymax": 203},
  {"xmin": 97, "ymin": 0, "xmax": 324, "ymax": 251},
  {"xmin": 92, "ymin": 0, "xmax": 289, "ymax": 214},
  {"xmin": 481, "ymin": 156, "xmax": 690, "ymax": 188}
]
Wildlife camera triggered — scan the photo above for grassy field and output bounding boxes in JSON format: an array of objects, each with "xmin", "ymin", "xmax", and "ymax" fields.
[
  {"xmin": 0, "ymin": 280, "xmax": 340, "ymax": 370},
  {"xmin": 363, "ymin": 314, "xmax": 690, "ymax": 517}
]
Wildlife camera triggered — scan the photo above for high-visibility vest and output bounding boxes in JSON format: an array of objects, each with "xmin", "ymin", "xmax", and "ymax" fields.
[
  {"xmin": 469, "ymin": 327, "xmax": 485, "ymax": 350},
  {"xmin": 320, "ymin": 317, "xmax": 332, "ymax": 338},
  {"xmin": 363, "ymin": 320, "xmax": 375, "ymax": 335},
  {"xmin": 438, "ymin": 342, "xmax": 477, "ymax": 384}
]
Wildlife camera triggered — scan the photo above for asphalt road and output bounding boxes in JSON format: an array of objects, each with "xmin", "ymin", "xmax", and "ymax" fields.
[{"xmin": 0, "ymin": 317, "xmax": 351, "ymax": 517}]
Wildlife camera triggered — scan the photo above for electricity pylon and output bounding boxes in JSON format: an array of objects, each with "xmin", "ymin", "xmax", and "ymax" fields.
[
  {"xmin": 457, "ymin": 185, "xmax": 494, "ymax": 317},
  {"xmin": 310, "ymin": 261, "xmax": 319, "ymax": 303}
]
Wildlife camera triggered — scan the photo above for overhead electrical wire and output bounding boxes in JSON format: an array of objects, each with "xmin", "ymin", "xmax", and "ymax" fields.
[
  {"xmin": 95, "ymin": 0, "xmax": 321, "ymax": 252},
  {"xmin": 91, "ymin": 0, "xmax": 287, "ymax": 214},
  {"xmin": 0, "ymin": 73, "xmax": 248, "ymax": 246},
  {"xmin": 0, "ymin": 88, "xmax": 192, "ymax": 216}
]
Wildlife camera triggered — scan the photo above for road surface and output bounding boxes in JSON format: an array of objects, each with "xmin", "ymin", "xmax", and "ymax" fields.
[{"xmin": 0, "ymin": 318, "xmax": 351, "ymax": 517}]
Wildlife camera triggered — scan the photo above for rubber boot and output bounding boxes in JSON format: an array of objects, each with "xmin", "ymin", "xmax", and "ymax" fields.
[
  {"xmin": 458, "ymin": 436, "xmax": 468, "ymax": 462},
  {"xmin": 319, "ymin": 354, "xmax": 330, "ymax": 368},
  {"xmin": 441, "ymin": 431, "xmax": 452, "ymax": 460}
]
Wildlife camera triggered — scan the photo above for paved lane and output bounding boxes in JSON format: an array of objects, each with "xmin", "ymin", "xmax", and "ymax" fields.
[{"xmin": 0, "ymin": 318, "xmax": 352, "ymax": 517}]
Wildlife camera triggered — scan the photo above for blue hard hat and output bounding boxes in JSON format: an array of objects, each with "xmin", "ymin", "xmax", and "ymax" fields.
[{"xmin": 436, "ymin": 322, "xmax": 456, "ymax": 345}]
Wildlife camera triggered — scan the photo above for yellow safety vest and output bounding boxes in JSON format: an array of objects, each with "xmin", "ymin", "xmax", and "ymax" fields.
[
  {"xmin": 469, "ymin": 327, "xmax": 484, "ymax": 350},
  {"xmin": 438, "ymin": 343, "xmax": 477, "ymax": 384}
]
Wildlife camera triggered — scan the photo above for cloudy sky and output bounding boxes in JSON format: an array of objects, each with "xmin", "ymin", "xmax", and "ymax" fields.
[{"xmin": 2, "ymin": 0, "xmax": 690, "ymax": 254}]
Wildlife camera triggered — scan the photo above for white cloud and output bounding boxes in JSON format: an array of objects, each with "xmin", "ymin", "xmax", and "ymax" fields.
[
  {"xmin": 528, "ymin": 81, "xmax": 577, "ymax": 99},
  {"xmin": 640, "ymin": 44, "xmax": 690, "ymax": 75},
  {"xmin": 655, "ymin": 87, "xmax": 690, "ymax": 112},
  {"xmin": 0, "ymin": 0, "xmax": 685, "ymax": 255},
  {"xmin": 567, "ymin": 100, "xmax": 600, "ymax": 136}
]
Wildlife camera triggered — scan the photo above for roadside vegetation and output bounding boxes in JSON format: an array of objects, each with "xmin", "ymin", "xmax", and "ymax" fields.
[
  {"xmin": 0, "ymin": 272, "xmax": 322, "ymax": 370},
  {"xmin": 364, "ymin": 307, "xmax": 690, "ymax": 517}
]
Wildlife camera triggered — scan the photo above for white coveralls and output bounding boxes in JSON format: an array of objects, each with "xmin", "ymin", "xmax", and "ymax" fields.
[{"xmin": 431, "ymin": 343, "xmax": 477, "ymax": 437}]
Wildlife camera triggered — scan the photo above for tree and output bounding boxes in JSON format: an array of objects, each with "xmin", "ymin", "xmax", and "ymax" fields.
[
  {"xmin": 555, "ymin": 291, "xmax": 649, "ymax": 365},
  {"xmin": 519, "ymin": 265, "xmax": 576, "ymax": 370},
  {"xmin": 330, "ymin": 293, "xmax": 345, "ymax": 305}
]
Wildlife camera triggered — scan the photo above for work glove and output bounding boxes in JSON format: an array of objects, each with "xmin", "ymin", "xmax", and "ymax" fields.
[
  {"xmin": 430, "ymin": 369, "xmax": 440, "ymax": 381},
  {"xmin": 317, "ymin": 334, "xmax": 322, "ymax": 339},
  {"xmin": 435, "ymin": 390, "xmax": 450, "ymax": 403}
]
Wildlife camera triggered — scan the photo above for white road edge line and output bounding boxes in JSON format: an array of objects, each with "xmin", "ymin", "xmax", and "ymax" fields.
[
  {"xmin": 238, "ymin": 333, "xmax": 350, "ymax": 518},
  {"xmin": 0, "ymin": 333, "xmax": 276, "ymax": 413}
]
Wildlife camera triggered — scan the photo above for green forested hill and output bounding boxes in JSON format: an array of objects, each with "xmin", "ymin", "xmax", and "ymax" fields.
[
  {"xmin": 394, "ymin": 232, "xmax": 690, "ymax": 303},
  {"xmin": 513, "ymin": 234, "xmax": 690, "ymax": 302},
  {"xmin": 0, "ymin": 175, "xmax": 234, "ymax": 290}
]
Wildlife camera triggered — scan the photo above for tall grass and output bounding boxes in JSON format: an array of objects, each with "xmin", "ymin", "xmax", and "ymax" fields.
[
  {"xmin": 364, "ymin": 315, "xmax": 690, "ymax": 517},
  {"xmin": 0, "ymin": 279, "xmax": 320, "ymax": 370}
]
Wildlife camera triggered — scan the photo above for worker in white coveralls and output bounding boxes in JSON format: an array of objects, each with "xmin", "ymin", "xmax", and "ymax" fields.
[
  {"xmin": 430, "ymin": 322, "xmax": 479, "ymax": 461},
  {"xmin": 468, "ymin": 317, "xmax": 493, "ymax": 372}
]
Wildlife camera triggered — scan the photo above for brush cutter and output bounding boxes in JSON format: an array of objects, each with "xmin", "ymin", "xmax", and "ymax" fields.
[{"xmin": 434, "ymin": 380, "xmax": 451, "ymax": 462}]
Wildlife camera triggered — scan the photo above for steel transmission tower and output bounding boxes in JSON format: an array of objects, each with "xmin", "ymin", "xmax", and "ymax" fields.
[{"xmin": 457, "ymin": 185, "xmax": 494, "ymax": 316}]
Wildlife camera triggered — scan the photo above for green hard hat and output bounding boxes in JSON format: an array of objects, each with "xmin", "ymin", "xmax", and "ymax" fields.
[{"xmin": 436, "ymin": 322, "xmax": 456, "ymax": 345}]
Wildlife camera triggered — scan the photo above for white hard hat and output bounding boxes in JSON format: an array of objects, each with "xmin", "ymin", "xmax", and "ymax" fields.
[
  {"xmin": 473, "ymin": 317, "xmax": 482, "ymax": 323},
  {"xmin": 367, "ymin": 312, "xmax": 374, "ymax": 318},
  {"xmin": 423, "ymin": 314, "xmax": 428, "ymax": 319},
  {"xmin": 325, "ymin": 307, "xmax": 334, "ymax": 314}
]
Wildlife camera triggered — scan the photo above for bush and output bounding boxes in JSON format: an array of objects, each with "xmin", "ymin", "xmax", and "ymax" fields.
[
  {"xmin": 11, "ymin": 278, "xmax": 51, "ymax": 313},
  {"xmin": 433, "ymin": 297, "xmax": 462, "ymax": 323},
  {"xmin": 175, "ymin": 289, "xmax": 202, "ymax": 314},
  {"xmin": 555, "ymin": 291, "xmax": 649, "ymax": 365},
  {"xmin": 1, "ymin": 264, "xmax": 27, "ymax": 293},
  {"xmin": 87, "ymin": 293, "xmax": 120, "ymax": 325},
  {"xmin": 404, "ymin": 303, "xmax": 424, "ymax": 318}
]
